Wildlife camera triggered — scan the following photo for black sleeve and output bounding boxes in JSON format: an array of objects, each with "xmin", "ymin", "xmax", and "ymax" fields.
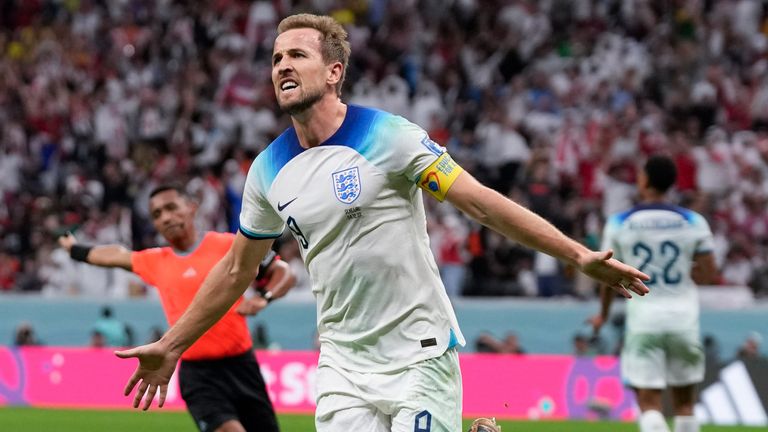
[{"xmin": 255, "ymin": 249, "xmax": 278, "ymax": 282}]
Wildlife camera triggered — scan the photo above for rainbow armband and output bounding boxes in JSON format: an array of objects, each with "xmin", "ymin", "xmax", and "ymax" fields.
[{"xmin": 418, "ymin": 153, "xmax": 463, "ymax": 202}]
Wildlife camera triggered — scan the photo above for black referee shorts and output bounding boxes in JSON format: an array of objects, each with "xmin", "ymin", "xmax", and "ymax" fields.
[{"xmin": 179, "ymin": 350, "xmax": 278, "ymax": 432}]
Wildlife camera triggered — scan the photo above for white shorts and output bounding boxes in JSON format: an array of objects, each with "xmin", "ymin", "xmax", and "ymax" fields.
[
  {"xmin": 315, "ymin": 348, "xmax": 462, "ymax": 432},
  {"xmin": 621, "ymin": 331, "xmax": 704, "ymax": 389}
]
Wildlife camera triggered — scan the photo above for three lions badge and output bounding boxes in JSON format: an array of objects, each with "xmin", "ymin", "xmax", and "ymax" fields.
[{"xmin": 332, "ymin": 167, "xmax": 361, "ymax": 204}]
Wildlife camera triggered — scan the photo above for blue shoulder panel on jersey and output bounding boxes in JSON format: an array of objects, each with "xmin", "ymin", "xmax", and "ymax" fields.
[
  {"xmin": 254, "ymin": 127, "xmax": 305, "ymax": 192},
  {"xmin": 319, "ymin": 104, "xmax": 382, "ymax": 158},
  {"xmin": 255, "ymin": 105, "xmax": 385, "ymax": 191},
  {"xmin": 686, "ymin": 209, "xmax": 709, "ymax": 227},
  {"xmin": 608, "ymin": 210, "xmax": 632, "ymax": 226},
  {"xmin": 621, "ymin": 203, "xmax": 695, "ymax": 223}
]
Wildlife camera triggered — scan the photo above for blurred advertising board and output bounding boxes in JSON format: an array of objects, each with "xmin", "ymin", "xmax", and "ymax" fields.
[{"xmin": 0, "ymin": 347, "xmax": 764, "ymax": 425}]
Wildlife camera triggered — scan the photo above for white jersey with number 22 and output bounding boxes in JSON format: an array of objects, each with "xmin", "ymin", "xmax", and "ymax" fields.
[{"xmin": 602, "ymin": 204, "xmax": 714, "ymax": 333}]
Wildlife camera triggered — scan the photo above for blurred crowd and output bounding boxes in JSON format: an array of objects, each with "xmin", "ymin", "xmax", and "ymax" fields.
[
  {"xmin": 472, "ymin": 320, "xmax": 767, "ymax": 365},
  {"xmin": 3, "ymin": 0, "xmax": 768, "ymax": 299}
]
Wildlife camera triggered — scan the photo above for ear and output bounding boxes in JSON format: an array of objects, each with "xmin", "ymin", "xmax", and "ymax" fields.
[
  {"xmin": 327, "ymin": 62, "xmax": 344, "ymax": 87},
  {"xmin": 185, "ymin": 198, "xmax": 199, "ymax": 213}
]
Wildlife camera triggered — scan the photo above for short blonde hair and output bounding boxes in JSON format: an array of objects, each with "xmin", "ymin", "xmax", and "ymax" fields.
[{"xmin": 277, "ymin": 14, "xmax": 351, "ymax": 96}]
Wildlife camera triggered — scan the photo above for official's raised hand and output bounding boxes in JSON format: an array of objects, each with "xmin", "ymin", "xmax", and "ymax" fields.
[
  {"xmin": 58, "ymin": 232, "xmax": 77, "ymax": 252},
  {"xmin": 236, "ymin": 296, "xmax": 268, "ymax": 316},
  {"xmin": 114, "ymin": 341, "xmax": 180, "ymax": 410},
  {"xmin": 578, "ymin": 250, "xmax": 650, "ymax": 298}
]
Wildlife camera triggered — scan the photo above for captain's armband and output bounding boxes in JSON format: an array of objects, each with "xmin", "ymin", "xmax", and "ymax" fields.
[{"xmin": 417, "ymin": 153, "xmax": 464, "ymax": 202}]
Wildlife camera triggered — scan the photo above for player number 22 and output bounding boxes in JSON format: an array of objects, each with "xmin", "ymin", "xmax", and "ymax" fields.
[{"xmin": 632, "ymin": 240, "xmax": 681, "ymax": 286}]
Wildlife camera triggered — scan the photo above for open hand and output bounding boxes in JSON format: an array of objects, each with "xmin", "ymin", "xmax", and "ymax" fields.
[
  {"xmin": 58, "ymin": 232, "xmax": 77, "ymax": 252},
  {"xmin": 114, "ymin": 341, "xmax": 180, "ymax": 410},
  {"xmin": 579, "ymin": 250, "xmax": 650, "ymax": 298}
]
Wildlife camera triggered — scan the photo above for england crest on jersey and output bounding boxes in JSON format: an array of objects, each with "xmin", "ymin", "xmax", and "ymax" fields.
[{"xmin": 332, "ymin": 167, "xmax": 361, "ymax": 204}]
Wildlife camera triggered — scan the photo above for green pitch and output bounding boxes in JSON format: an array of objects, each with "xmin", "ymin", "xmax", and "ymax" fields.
[{"xmin": 1, "ymin": 407, "xmax": 766, "ymax": 431}]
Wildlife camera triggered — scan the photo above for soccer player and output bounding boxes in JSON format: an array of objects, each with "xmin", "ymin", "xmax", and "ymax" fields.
[
  {"xmin": 60, "ymin": 184, "xmax": 295, "ymax": 432},
  {"xmin": 590, "ymin": 155, "xmax": 718, "ymax": 432},
  {"xmin": 115, "ymin": 14, "xmax": 649, "ymax": 432}
]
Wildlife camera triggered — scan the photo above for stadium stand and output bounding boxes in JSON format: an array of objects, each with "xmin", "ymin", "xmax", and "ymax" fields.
[{"xmin": 1, "ymin": 0, "xmax": 768, "ymax": 301}]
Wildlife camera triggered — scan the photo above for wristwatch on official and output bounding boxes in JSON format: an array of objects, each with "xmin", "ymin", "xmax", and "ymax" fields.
[{"xmin": 261, "ymin": 290, "xmax": 275, "ymax": 304}]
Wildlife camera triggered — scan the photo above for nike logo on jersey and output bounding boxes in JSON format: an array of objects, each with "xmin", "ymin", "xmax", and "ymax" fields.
[
  {"xmin": 277, "ymin": 197, "xmax": 298, "ymax": 211},
  {"xmin": 182, "ymin": 267, "xmax": 197, "ymax": 278}
]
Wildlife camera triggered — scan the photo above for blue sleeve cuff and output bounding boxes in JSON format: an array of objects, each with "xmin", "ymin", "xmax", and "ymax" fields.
[{"xmin": 239, "ymin": 226, "xmax": 282, "ymax": 240}]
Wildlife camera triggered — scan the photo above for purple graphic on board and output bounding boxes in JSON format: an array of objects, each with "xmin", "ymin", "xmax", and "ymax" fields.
[
  {"xmin": 0, "ymin": 347, "xmax": 28, "ymax": 405},
  {"xmin": 565, "ymin": 356, "xmax": 636, "ymax": 420}
]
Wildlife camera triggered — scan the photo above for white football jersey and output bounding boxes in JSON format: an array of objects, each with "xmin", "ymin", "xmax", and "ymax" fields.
[
  {"xmin": 602, "ymin": 204, "xmax": 715, "ymax": 333},
  {"xmin": 239, "ymin": 105, "xmax": 466, "ymax": 372}
]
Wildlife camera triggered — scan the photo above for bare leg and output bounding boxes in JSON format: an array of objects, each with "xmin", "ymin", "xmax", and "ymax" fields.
[
  {"xmin": 635, "ymin": 387, "xmax": 664, "ymax": 412},
  {"xmin": 635, "ymin": 387, "xmax": 670, "ymax": 432},
  {"xmin": 671, "ymin": 384, "xmax": 699, "ymax": 432},
  {"xmin": 670, "ymin": 384, "xmax": 696, "ymax": 416}
]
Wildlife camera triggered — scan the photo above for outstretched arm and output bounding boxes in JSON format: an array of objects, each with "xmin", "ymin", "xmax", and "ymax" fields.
[
  {"xmin": 58, "ymin": 233, "xmax": 133, "ymax": 271},
  {"xmin": 445, "ymin": 171, "xmax": 649, "ymax": 296},
  {"xmin": 115, "ymin": 233, "xmax": 274, "ymax": 410}
]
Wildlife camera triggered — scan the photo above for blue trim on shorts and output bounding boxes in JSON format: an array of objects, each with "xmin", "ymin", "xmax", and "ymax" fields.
[{"xmin": 447, "ymin": 329, "xmax": 458, "ymax": 350}]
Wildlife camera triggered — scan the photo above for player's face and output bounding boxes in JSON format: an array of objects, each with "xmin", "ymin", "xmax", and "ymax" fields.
[
  {"xmin": 149, "ymin": 190, "xmax": 196, "ymax": 243},
  {"xmin": 272, "ymin": 28, "xmax": 331, "ymax": 115}
]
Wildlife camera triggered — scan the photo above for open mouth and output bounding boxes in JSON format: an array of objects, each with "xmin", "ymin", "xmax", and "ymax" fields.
[{"xmin": 280, "ymin": 80, "xmax": 299, "ymax": 93}]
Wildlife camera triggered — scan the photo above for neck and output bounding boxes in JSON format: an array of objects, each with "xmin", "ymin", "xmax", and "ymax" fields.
[
  {"xmin": 170, "ymin": 230, "xmax": 198, "ymax": 252},
  {"xmin": 641, "ymin": 190, "xmax": 666, "ymax": 204},
  {"xmin": 291, "ymin": 96, "xmax": 347, "ymax": 148}
]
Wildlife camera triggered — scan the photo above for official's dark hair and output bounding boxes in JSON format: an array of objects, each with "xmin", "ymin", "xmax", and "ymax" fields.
[
  {"xmin": 644, "ymin": 155, "xmax": 677, "ymax": 193},
  {"xmin": 149, "ymin": 184, "xmax": 188, "ymax": 199}
]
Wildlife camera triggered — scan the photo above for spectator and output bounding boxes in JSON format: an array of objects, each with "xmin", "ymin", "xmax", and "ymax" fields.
[
  {"xmin": 476, "ymin": 332, "xmax": 526, "ymax": 354},
  {"xmin": 748, "ymin": 260, "xmax": 768, "ymax": 298},
  {"xmin": 736, "ymin": 332, "xmax": 765, "ymax": 361},
  {"xmin": 92, "ymin": 306, "xmax": 129, "ymax": 347},
  {"xmin": 721, "ymin": 243, "xmax": 755, "ymax": 286},
  {"xmin": 252, "ymin": 323, "xmax": 280, "ymax": 351},
  {"xmin": 146, "ymin": 326, "xmax": 164, "ymax": 344},
  {"xmin": 433, "ymin": 213, "xmax": 470, "ymax": 298},
  {"xmin": 13, "ymin": 322, "xmax": 42, "ymax": 346},
  {"xmin": 4, "ymin": 0, "xmax": 768, "ymax": 300},
  {"xmin": 572, "ymin": 329, "xmax": 606, "ymax": 357},
  {"xmin": 90, "ymin": 330, "xmax": 106, "ymax": 348},
  {"xmin": 572, "ymin": 333, "xmax": 591, "ymax": 357},
  {"xmin": 703, "ymin": 333, "xmax": 722, "ymax": 368}
]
